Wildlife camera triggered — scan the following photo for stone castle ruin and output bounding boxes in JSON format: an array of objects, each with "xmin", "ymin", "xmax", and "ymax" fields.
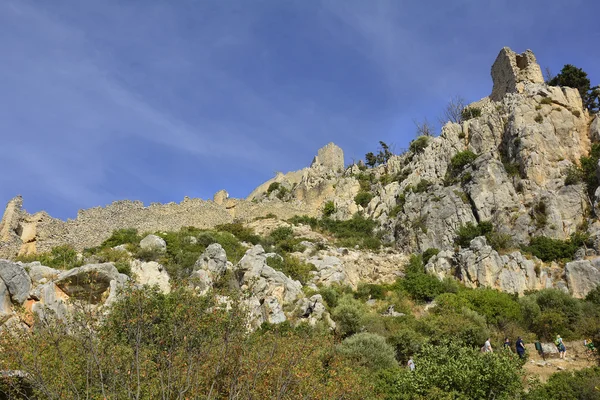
[{"xmin": 0, "ymin": 143, "xmax": 346, "ymax": 258}]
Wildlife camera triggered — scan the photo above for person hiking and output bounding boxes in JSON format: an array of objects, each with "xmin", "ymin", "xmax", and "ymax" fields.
[
  {"xmin": 516, "ymin": 337, "xmax": 526, "ymax": 359},
  {"xmin": 482, "ymin": 338, "xmax": 493, "ymax": 353},
  {"xmin": 407, "ymin": 357, "xmax": 415, "ymax": 372},
  {"xmin": 503, "ymin": 337, "xmax": 511, "ymax": 351},
  {"xmin": 555, "ymin": 334, "xmax": 566, "ymax": 359}
]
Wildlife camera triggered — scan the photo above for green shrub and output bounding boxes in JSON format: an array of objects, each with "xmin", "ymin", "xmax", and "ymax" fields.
[
  {"xmin": 389, "ymin": 204, "xmax": 403, "ymax": 218},
  {"xmin": 276, "ymin": 186, "xmax": 289, "ymax": 200},
  {"xmin": 585, "ymin": 285, "xmax": 600, "ymax": 305},
  {"xmin": 564, "ymin": 164, "xmax": 584, "ymax": 185},
  {"xmin": 269, "ymin": 226, "xmax": 294, "ymax": 243},
  {"xmin": 539, "ymin": 97, "xmax": 553, "ymax": 105},
  {"xmin": 355, "ymin": 283, "xmax": 387, "ymax": 301},
  {"xmin": 215, "ymin": 223, "xmax": 260, "ymax": 244},
  {"xmin": 461, "ymin": 107, "xmax": 481, "ymax": 121},
  {"xmin": 526, "ymin": 367, "xmax": 600, "ymax": 400},
  {"xmin": 337, "ymin": 333, "xmax": 397, "ymax": 371},
  {"xmin": 322, "ymin": 201, "xmax": 336, "ymax": 217},
  {"xmin": 377, "ymin": 341, "xmax": 523, "ymax": 399},
  {"xmin": 267, "ymin": 182, "xmax": 280, "ymax": 194},
  {"xmin": 521, "ymin": 236, "xmax": 577, "ymax": 262},
  {"xmin": 503, "ymin": 161, "xmax": 521, "ymax": 177},
  {"xmin": 101, "ymin": 228, "xmax": 141, "ymax": 248},
  {"xmin": 458, "ymin": 288, "xmax": 523, "ymax": 328},
  {"xmin": 414, "ymin": 179, "xmax": 432, "ymax": 193},
  {"xmin": 17, "ymin": 245, "xmax": 83, "ymax": 270},
  {"xmin": 534, "ymin": 114, "xmax": 543, "ymax": 123},
  {"xmin": 454, "ymin": 221, "xmax": 493, "ymax": 247},
  {"xmin": 409, "ymin": 136, "xmax": 429, "ymax": 154},
  {"xmin": 533, "ymin": 200, "xmax": 548, "ymax": 229},
  {"xmin": 332, "ymin": 296, "xmax": 368, "ymax": 337},
  {"xmin": 446, "ymin": 151, "xmax": 478, "ymax": 182},
  {"xmin": 266, "ymin": 254, "xmax": 315, "ymax": 284},
  {"xmin": 354, "ymin": 191, "xmax": 374, "ymax": 207},
  {"xmin": 402, "ymin": 272, "xmax": 445, "ymax": 303},
  {"xmin": 580, "ymin": 143, "xmax": 600, "ymax": 197},
  {"xmin": 422, "ymin": 248, "xmax": 439, "ymax": 265}
]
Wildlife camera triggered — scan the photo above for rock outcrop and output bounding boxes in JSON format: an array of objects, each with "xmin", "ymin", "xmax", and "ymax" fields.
[{"xmin": 139, "ymin": 235, "xmax": 167, "ymax": 253}]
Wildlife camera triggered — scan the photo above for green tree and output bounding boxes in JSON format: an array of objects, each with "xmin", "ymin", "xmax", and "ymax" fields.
[
  {"xmin": 549, "ymin": 64, "xmax": 599, "ymax": 112},
  {"xmin": 377, "ymin": 341, "xmax": 523, "ymax": 399}
]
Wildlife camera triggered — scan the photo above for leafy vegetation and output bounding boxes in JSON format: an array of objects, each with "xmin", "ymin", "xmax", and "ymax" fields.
[
  {"xmin": 266, "ymin": 253, "xmax": 316, "ymax": 284},
  {"xmin": 521, "ymin": 234, "xmax": 591, "ymax": 263},
  {"xmin": 289, "ymin": 213, "xmax": 381, "ymax": 250},
  {"xmin": 409, "ymin": 136, "xmax": 429, "ymax": 154},
  {"xmin": 16, "ymin": 244, "xmax": 83, "ymax": 270},
  {"xmin": 461, "ymin": 106, "xmax": 481, "ymax": 121},
  {"xmin": 355, "ymin": 191, "xmax": 374, "ymax": 207},
  {"xmin": 365, "ymin": 141, "xmax": 393, "ymax": 167},
  {"xmin": 323, "ymin": 200, "xmax": 336, "ymax": 217}
]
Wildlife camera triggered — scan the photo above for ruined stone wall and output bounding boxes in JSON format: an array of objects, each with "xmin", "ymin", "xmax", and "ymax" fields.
[{"xmin": 0, "ymin": 196, "xmax": 317, "ymax": 257}]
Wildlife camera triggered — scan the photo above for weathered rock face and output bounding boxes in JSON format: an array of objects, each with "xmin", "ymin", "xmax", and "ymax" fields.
[
  {"xmin": 130, "ymin": 260, "xmax": 171, "ymax": 294},
  {"xmin": 0, "ymin": 260, "xmax": 32, "ymax": 305},
  {"xmin": 55, "ymin": 263, "xmax": 128, "ymax": 304},
  {"xmin": 490, "ymin": 47, "xmax": 544, "ymax": 101},
  {"xmin": 189, "ymin": 244, "xmax": 233, "ymax": 295},
  {"xmin": 565, "ymin": 259, "xmax": 600, "ymax": 298},
  {"xmin": 425, "ymin": 236, "xmax": 600, "ymax": 298}
]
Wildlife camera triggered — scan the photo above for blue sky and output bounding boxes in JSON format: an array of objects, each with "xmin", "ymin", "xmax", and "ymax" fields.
[{"xmin": 1, "ymin": 0, "xmax": 598, "ymax": 220}]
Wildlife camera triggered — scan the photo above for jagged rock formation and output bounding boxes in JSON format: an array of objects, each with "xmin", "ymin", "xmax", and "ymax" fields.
[
  {"xmin": 365, "ymin": 47, "xmax": 592, "ymax": 254},
  {"xmin": 425, "ymin": 237, "xmax": 565, "ymax": 295},
  {"xmin": 0, "ymin": 260, "xmax": 128, "ymax": 328}
]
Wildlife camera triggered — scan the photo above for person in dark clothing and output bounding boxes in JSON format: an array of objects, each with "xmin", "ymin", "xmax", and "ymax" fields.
[
  {"xmin": 516, "ymin": 337, "xmax": 526, "ymax": 359},
  {"xmin": 503, "ymin": 337, "xmax": 511, "ymax": 351}
]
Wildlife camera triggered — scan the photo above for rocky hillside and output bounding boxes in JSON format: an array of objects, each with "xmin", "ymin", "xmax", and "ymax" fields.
[{"xmin": 1, "ymin": 46, "xmax": 600, "ymax": 303}]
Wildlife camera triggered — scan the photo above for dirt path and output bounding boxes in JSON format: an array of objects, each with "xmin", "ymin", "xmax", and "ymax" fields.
[{"xmin": 522, "ymin": 340, "xmax": 597, "ymax": 383}]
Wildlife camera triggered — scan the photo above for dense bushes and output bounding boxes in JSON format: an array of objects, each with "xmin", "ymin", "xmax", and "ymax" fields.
[
  {"xmin": 377, "ymin": 341, "xmax": 523, "ymax": 399},
  {"xmin": 521, "ymin": 235, "xmax": 582, "ymax": 262},
  {"xmin": 337, "ymin": 332, "xmax": 397, "ymax": 371},
  {"xmin": 354, "ymin": 191, "xmax": 374, "ymax": 207},
  {"xmin": 526, "ymin": 367, "xmax": 600, "ymax": 400},
  {"xmin": 16, "ymin": 244, "xmax": 83, "ymax": 270},
  {"xmin": 0, "ymin": 286, "xmax": 371, "ymax": 399},
  {"xmin": 289, "ymin": 213, "xmax": 381, "ymax": 250},
  {"xmin": 409, "ymin": 136, "xmax": 429, "ymax": 154}
]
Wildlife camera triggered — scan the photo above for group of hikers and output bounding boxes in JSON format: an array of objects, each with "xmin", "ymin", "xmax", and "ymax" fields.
[
  {"xmin": 407, "ymin": 336, "xmax": 595, "ymax": 371},
  {"xmin": 480, "ymin": 336, "xmax": 527, "ymax": 358}
]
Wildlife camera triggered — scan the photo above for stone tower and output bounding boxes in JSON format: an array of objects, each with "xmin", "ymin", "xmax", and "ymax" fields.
[
  {"xmin": 310, "ymin": 143, "xmax": 345, "ymax": 172},
  {"xmin": 490, "ymin": 47, "xmax": 544, "ymax": 101}
]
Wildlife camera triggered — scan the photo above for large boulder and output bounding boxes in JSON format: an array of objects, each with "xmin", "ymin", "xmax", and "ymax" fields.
[
  {"xmin": 0, "ymin": 260, "xmax": 32, "ymax": 305},
  {"xmin": 139, "ymin": 235, "xmax": 167, "ymax": 253},
  {"xmin": 0, "ymin": 280, "xmax": 12, "ymax": 316},
  {"xmin": 565, "ymin": 259, "xmax": 600, "ymax": 298},
  {"xmin": 55, "ymin": 263, "xmax": 128, "ymax": 304},
  {"xmin": 194, "ymin": 243, "xmax": 229, "ymax": 275},
  {"xmin": 130, "ymin": 260, "xmax": 171, "ymax": 293},
  {"xmin": 189, "ymin": 244, "xmax": 233, "ymax": 294}
]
